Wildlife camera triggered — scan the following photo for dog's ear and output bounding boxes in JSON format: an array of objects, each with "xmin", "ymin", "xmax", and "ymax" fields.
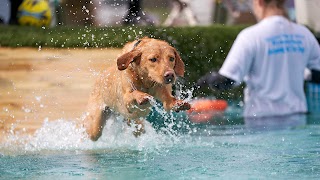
[
  {"xmin": 174, "ymin": 50, "xmax": 185, "ymax": 77},
  {"xmin": 117, "ymin": 50, "xmax": 142, "ymax": 70}
]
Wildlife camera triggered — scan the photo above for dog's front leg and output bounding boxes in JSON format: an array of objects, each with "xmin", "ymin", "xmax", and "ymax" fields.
[
  {"xmin": 155, "ymin": 86, "xmax": 191, "ymax": 112},
  {"xmin": 83, "ymin": 85, "xmax": 111, "ymax": 141}
]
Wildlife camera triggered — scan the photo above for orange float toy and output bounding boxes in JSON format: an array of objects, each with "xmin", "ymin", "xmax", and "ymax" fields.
[{"xmin": 187, "ymin": 99, "xmax": 228, "ymax": 123}]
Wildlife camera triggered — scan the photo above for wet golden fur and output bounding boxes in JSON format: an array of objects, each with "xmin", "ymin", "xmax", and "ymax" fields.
[{"xmin": 83, "ymin": 38, "xmax": 191, "ymax": 141}]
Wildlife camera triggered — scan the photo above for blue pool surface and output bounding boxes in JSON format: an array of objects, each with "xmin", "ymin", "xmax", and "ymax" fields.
[{"xmin": 1, "ymin": 108, "xmax": 320, "ymax": 179}]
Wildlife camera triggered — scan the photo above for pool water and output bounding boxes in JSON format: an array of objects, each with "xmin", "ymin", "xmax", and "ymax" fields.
[{"xmin": 1, "ymin": 108, "xmax": 320, "ymax": 179}]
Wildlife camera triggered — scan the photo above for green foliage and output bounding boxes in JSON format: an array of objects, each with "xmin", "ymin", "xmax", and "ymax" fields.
[{"xmin": 0, "ymin": 25, "xmax": 246, "ymax": 99}]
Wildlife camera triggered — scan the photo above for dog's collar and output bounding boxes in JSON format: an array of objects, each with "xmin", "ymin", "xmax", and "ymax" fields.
[
  {"xmin": 132, "ymin": 39, "xmax": 142, "ymax": 50},
  {"xmin": 127, "ymin": 39, "xmax": 145, "ymax": 92}
]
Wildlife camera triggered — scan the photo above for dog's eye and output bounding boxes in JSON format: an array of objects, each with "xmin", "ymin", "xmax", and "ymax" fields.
[
  {"xmin": 169, "ymin": 57, "xmax": 175, "ymax": 62},
  {"xmin": 149, "ymin": 58, "xmax": 157, "ymax": 62}
]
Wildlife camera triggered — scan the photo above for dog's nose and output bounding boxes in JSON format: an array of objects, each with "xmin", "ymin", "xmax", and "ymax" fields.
[{"xmin": 164, "ymin": 71, "xmax": 175, "ymax": 84}]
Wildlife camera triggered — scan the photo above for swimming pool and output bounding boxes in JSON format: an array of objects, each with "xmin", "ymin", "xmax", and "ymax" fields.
[{"xmin": 1, "ymin": 109, "xmax": 319, "ymax": 179}]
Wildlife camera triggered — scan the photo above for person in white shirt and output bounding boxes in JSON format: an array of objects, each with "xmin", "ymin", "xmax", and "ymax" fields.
[{"xmin": 196, "ymin": 0, "xmax": 320, "ymax": 129}]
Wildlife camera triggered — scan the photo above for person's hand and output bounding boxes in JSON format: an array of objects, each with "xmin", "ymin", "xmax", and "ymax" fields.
[{"xmin": 195, "ymin": 71, "xmax": 218, "ymax": 89}]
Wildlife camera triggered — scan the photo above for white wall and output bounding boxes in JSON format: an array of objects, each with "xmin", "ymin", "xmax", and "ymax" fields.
[
  {"xmin": 190, "ymin": 0, "xmax": 215, "ymax": 25},
  {"xmin": 295, "ymin": 0, "xmax": 320, "ymax": 33}
]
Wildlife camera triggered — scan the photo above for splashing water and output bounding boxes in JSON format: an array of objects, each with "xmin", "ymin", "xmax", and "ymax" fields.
[
  {"xmin": 0, "ymin": 88, "xmax": 196, "ymax": 155},
  {"xmin": 2, "ymin": 117, "xmax": 174, "ymax": 155}
]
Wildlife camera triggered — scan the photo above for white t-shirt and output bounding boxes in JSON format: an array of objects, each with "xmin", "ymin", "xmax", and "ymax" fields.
[{"xmin": 219, "ymin": 16, "xmax": 320, "ymax": 118}]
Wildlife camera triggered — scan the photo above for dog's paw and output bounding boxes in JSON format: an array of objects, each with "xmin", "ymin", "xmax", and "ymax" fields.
[
  {"xmin": 126, "ymin": 119, "xmax": 146, "ymax": 137},
  {"xmin": 172, "ymin": 100, "xmax": 191, "ymax": 112},
  {"xmin": 136, "ymin": 94, "xmax": 153, "ymax": 105}
]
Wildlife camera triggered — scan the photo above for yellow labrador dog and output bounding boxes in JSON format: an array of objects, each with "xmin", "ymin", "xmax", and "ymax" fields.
[{"xmin": 83, "ymin": 37, "xmax": 191, "ymax": 141}]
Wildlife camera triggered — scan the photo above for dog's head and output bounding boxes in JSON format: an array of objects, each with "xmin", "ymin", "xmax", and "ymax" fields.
[{"xmin": 117, "ymin": 38, "xmax": 185, "ymax": 85}]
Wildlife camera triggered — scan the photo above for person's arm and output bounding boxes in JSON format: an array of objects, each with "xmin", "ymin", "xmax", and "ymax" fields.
[
  {"xmin": 306, "ymin": 30, "xmax": 320, "ymax": 83},
  {"xmin": 195, "ymin": 71, "xmax": 236, "ymax": 91}
]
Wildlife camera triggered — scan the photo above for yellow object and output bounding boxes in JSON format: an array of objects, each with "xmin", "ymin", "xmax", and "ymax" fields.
[{"xmin": 18, "ymin": 0, "xmax": 52, "ymax": 27}]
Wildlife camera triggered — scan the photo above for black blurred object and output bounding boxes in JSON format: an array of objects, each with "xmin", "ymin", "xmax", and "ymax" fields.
[
  {"xmin": 195, "ymin": 70, "xmax": 235, "ymax": 91},
  {"xmin": 123, "ymin": 0, "xmax": 153, "ymax": 25},
  {"xmin": 317, "ymin": 36, "xmax": 320, "ymax": 44},
  {"xmin": 310, "ymin": 69, "xmax": 320, "ymax": 83},
  {"xmin": 9, "ymin": 0, "xmax": 23, "ymax": 25}
]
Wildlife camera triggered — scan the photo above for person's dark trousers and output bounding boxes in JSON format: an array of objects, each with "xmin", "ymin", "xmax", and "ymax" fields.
[
  {"xmin": 9, "ymin": 0, "xmax": 23, "ymax": 24},
  {"xmin": 123, "ymin": 0, "xmax": 142, "ymax": 25}
]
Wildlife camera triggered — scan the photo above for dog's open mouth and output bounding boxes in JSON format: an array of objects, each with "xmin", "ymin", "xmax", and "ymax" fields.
[
  {"xmin": 164, "ymin": 78, "xmax": 174, "ymax": 84},
  {"xmin": 146, "ymin": 73, "xmax": 173, "ymax": 86},
  {"xmin": 164, "ymin": 71, "xmax": 175, "ymax": 84}
]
